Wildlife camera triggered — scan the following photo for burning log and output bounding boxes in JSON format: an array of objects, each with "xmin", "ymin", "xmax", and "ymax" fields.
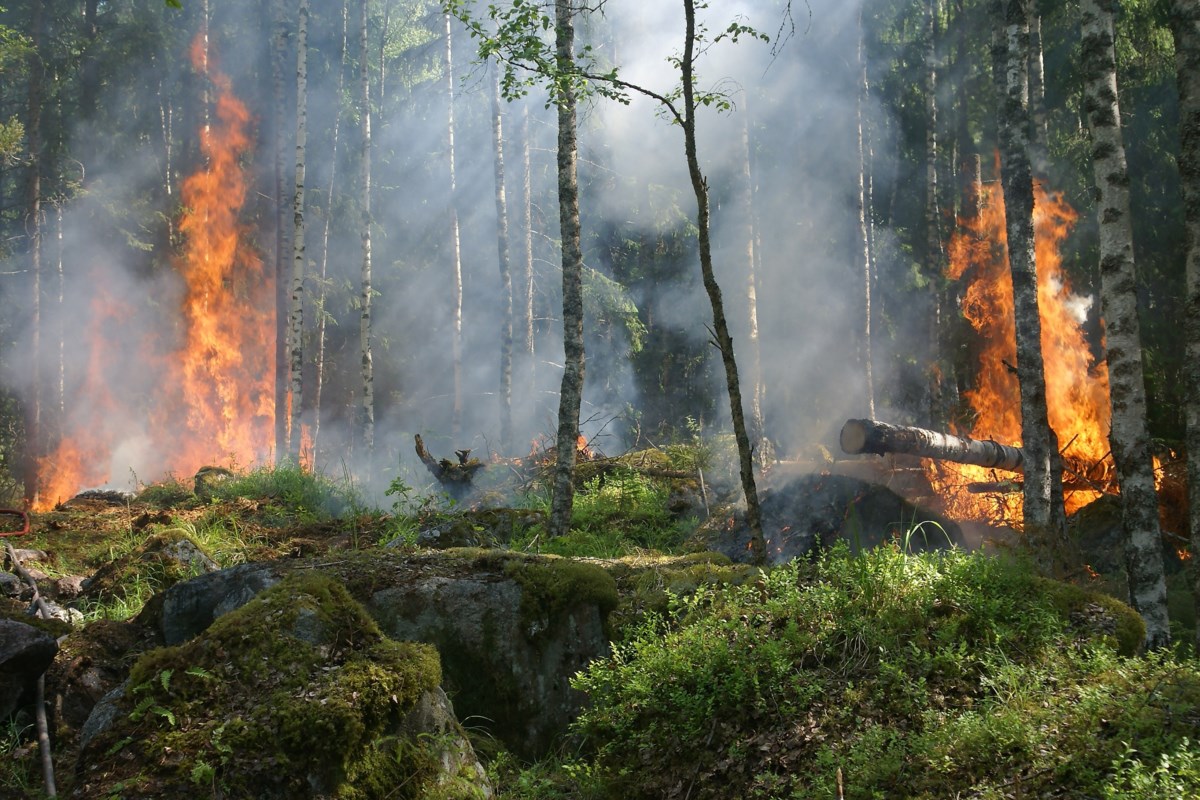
[{"xmin": 840, "ymin": 418, "xmax": 1025, "ymax": 473}]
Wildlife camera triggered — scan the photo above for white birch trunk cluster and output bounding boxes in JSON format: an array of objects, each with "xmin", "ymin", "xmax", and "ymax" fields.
[{"xmin": 1081, "ymin": 0, "xmax": 1170, "ymax": 650}]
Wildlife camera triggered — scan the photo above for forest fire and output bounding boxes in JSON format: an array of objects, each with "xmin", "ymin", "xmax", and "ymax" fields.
[
  {"xmin": 31, "ymin": 38, "xmax": 273, "ymax": 509},
  {"xmin": 930, "ymin": 177, "xmax": 1113, "ymax": 526}
]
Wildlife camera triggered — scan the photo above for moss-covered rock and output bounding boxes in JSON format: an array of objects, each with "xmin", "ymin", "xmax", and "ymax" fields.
[
  {"xmin": 366, "ymin": 549, "xmax": 615, "ymax": 761},
  {"xmin": 72, "ymin": 571, "xmax": 489, "ymax": 799}
]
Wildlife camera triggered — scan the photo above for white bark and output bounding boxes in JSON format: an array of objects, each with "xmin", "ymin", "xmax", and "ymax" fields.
[
  {"xmin": 312, "ymin": 0, "xmax": 347, "ymax": 457},
  {"xmin": 288, "ymin": 0, "xmax": 309, "ymax": 462},
  {"xmin": 997, "ymin": 0, "xmax": 1066, "ymax": 538},
  {"xmin": 548, "ymin": 0, "xmax": 584, "ymax": 540},
  {"xmin": 491, "ymin": 63, "xmax": 514, "ymax": 454},
  {"xmin": 359, "ymin": 0, "xmax": 374, "ymax": 456},
  {"xmin": 444, "ymin": 12, "xmax": 464, "ymax": 439},
  {"xmin": 857, "ymin": 6, "xmax": 875, "ymax": 420}
]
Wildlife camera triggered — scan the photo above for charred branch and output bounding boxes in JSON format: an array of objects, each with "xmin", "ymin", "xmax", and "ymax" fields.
[
  {"xmin": 840, "ymin": 418, "xmax": 1025, "ymax": 473},
  {"xmin": 414, "ymin": 434, "xmax": 484, "ymax": 499}
]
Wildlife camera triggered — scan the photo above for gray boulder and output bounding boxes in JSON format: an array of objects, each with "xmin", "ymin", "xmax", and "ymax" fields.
[
  {"xmin": 367, "ymin": 551, "xmax": 616, "ymax": 760},
  {"xmin": 700, "ymin": 473, "xmax": 964, "ymax": 564},
  {"xmin": 0, "ymin": 618, "xmax": 59, "ymax": 719},
  {"xmin": 154, "ymin": 562, "xmax": 278, "ymax": 644},
  {"xmin": 152, "ymin": 550, "xmax": 617, "ymax": 761}
]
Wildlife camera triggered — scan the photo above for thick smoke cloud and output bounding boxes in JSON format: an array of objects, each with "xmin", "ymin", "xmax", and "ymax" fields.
[{"xmin": 1, "ymin": 0, "xmax": 909, "ymax": 502}]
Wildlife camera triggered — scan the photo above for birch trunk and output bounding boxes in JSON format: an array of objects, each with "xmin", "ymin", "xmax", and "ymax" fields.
[
  {"xmin": 22, "ymin": 0, "xmax": 44, "ymax": 507},
  {"xmin": 271, "ymin": 0, "xmax": 289, "ymax": 462},
  {"xmin": 547, "ymin": 0, "xmax": 585, "ymax": 541},
  {"xmin": 1080, "ymin": 0, "xmax": 1170, "ymax": 651},
  {"xmin": 682, "ymin": 0, "xmax": 765, "ymax": 563},
  {"xmin": 738, "ymin": 109, "xmax": 766, "ymax": 458},
  {"xmin": 857, "ymin": 6, "xmax": 875, "ymax": 420},
  {"xmin": 1027, "ymin": 9, "xmax": 1050, "ymax": 175},
  {"xmin": 491, "ymin": 63, "xmax": 514, "ymax": 454},
  {"xmin": 997, "ymin": 0, "xmax": 1067, "ymax": 539},
  {"xmin": 925, "ymin": 0, "xmax": 944, "ymax": 424},
  {"xmin": 521, "ymin": 104, "xmax": 536, "ymax": 394},
  {"xmin": 1167, "ymin": 0, "xmax": 1200, "ymax": 652},
  {"xmin": 359, "ymin": 0, "xmax": 375, "ymax": 457},
  {"xmin": 444, "ymin": 12, "xmax": 464, "ymax": 439},
  {"xmin": 288, "ymin": 0, "xmax": 309, "ymax": 462},
  {"xmin": 312, "ymin": 0, "xmax": 347, "ymax": 457}
]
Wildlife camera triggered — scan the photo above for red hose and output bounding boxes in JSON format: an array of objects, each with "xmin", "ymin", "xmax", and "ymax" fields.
[{"xmin": 0, "ymin": 508, "xmax": 30, "ymax": 537}]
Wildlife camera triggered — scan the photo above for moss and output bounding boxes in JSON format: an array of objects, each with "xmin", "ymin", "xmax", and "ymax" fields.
[
  {"xmin": 1035, "ymin": 576, "xmax": 1146, "ymax": 656},
  {"xmin": 601, "ymin": 552, "xmax": 757, "ymax": 637},
  {"xmin": 86, "ymin": 571, "xmax": 452, "ymax": 799},
  {"xmin": 0, "ymin": 606, "xmax": 73, "ymax": 638},
  {"xmin": 502, "ymin": 553, "xmax": 620, "ymax": 631}
]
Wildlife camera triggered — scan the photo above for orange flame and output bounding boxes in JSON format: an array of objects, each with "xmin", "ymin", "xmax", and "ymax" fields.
[
  {"xmin": 31, "ymin": 36, "xmax": 273, "ymax": 509},
  {"xmin": 932, "ymin": 174, "xmax": 1113, "ymax": 525}
]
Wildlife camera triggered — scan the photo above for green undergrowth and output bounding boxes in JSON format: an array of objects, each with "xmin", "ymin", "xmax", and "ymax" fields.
[
  {"xmin": 512, "ymin": 467, "xmax": 699, "ymax": 558},
  {"xmin": 489, "ymin": 545, "xmax": 1199, "ymax": 800},
  {"xmin": 204, "ymin": 461, "xmax": 364, "ymax": 522}
]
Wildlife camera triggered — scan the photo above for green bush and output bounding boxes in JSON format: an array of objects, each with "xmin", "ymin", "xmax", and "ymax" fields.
[
  {"xmin": 568, "ymin": 546, "xmax": 1200, "ymax": 799},
  {"xmin": 209, "ymin": 461, "xmax": 362, "ymax": 521}
]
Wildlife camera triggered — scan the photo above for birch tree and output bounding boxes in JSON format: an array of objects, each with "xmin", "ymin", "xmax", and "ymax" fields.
[
  {"xmin": 996, "ymin": 0, "xmax": 1067, "ymax": 541},
  {"xmin": 1166, "ymin": 0, "xmax": 1200, "ymax": 652},
  {"xmin": 444, "ymin": 11, "xmax": 464, "ymax": 440},
  {"xmin": 447, "ymin": 0, "xmax": 597, "ymax": 540},
  {"xmin": 359, "ymin": 0, "xmax": 375, "ymax": 457},
  {"xmin": 287, "ymin": 0, "xmax": 309, "ymax": 462},
  {"xmin": 22, "ymin": 0, "xmax": 44, "ymax": 507},
  {"xmin": 271, "ymin": 0, "xmax": 289, "ymax": 461},
  {"xmin": 451, "ymin": 0, "xmax": 769, "ymax": 559},
  {"xmin": 1080, "ymin": 0, "xmax": 1170, "ymax": 650},
  {"xmin": 491, "ymin": 62, "xmax": 514, "ymax": 454},
  {"xmin": 312, "ymin": 0, "xmax": 348, "ymax": 458},
  {"xmin": 925, "ymin": 0, "xmax": 945, "ymax": 424},
  {"xmin": 857, "ymin": 5, "xmax": 875, "ymax": 419}
]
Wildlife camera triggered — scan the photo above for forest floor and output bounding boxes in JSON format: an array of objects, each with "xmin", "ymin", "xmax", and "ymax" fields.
[{"xmin": 2, "ymin": 458, "xmax": 1199, "ymax": 798}]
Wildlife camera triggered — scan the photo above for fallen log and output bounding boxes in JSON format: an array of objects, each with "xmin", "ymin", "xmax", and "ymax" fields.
[{"xmin": 840, "ymin": 418, "xmax": 1025, "ymax": 473}]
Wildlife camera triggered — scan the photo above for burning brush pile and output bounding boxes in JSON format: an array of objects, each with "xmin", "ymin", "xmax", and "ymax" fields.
[{"xmin": 857, "ymin": 176, "xmax": 1188, "ymax": 554}]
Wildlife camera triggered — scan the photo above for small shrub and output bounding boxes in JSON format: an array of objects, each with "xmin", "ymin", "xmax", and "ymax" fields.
[{"xmin": 569, "ymin": 546, "xmax": 1200, "ymax": 799}]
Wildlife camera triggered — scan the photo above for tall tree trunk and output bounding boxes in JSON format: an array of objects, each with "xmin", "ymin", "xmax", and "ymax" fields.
[
  {"xmin": 491, "ymin": 63, "xmax": 514, "ymax": 454},
  {"xmin": 288, "ymin": 0, "xmax": 309, "ymax": 463},
  {"xmin": 1027, "ymin": 8, "xmax": 1050, "ymax": 175},
  {"xmin": 857, "ymin": 6, "xmax": 876, "ymax": 420},
  {"xmin": 23, "ymin": 0, "xmax": 45, "ymax": 508},
  {"xmin": 520, "ymin": 104, "xmax": 536, "ymax": 397},
  {"xmin": 739, "ymin": 109, "xmax": 767, "ymax": 458},
  {"xmin": 997, "ymin": 0, "xmax": 1067, "ymax": 541},
  {"xmin": 1080, "ymin": 0, "xmax": 1170, "ymax": 651},
  {"xmin": 925, "ymin": 0, "xmax": 945, "ymax": 425},
  {"xmin": 313, "ymin": 0, "xmax": 348, "ymax": 458},
  {"xmin": 1166, "ymin": 0, "xmax": 1200, "ymax": 652},
  {"xmin": 271, "ymin": 0, "xmax": 289, "ymax": 462},
  {"xmin": 547, "ymin": 0, "xmax": 585, "ymax": 541},
  {"xmin": 359, "ymin": 0, "xmax": 374, "ymax": 457},
  {"xmin": 444, "ymin": 12, "xmax": 464, "ymax": 440},
  {"xmin": 682, "ymin": 0, "xmax": 764, "ymax": 563}
]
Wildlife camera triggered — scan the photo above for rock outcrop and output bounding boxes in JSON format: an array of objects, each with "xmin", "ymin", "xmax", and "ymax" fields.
[
  {"xmin": 0, "ymin": 618, "xmax": 59, "ymax": 719},
  {"xmin": 73, "ymin": 571, "xmax": 491, "ymax": 799}
]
